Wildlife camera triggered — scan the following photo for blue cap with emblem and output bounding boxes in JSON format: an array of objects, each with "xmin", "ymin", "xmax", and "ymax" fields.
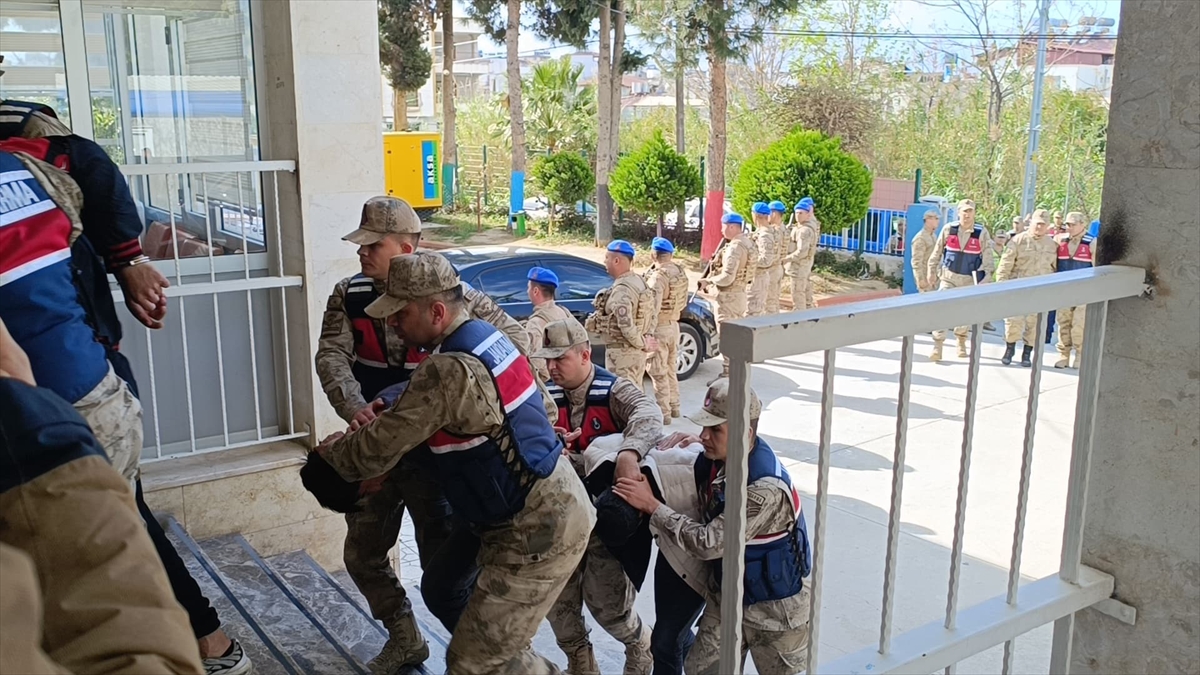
[
  {"xmin": 751, "ymin": 202, "xmax": 770, "ymax": 216},
  {"xmin": 527, "ymin": 266, "xmax": 559, "ymax": 288},
  {"xmin": 651, "ymin": 237, "xmax": 675, "ymax": 254},
  {"xmin": 722, "ymin": 213, "xmax": 745, "ymax": 226},
  {"xmin": 606, "ymin": 239, "xmax": 636, "ymax": 257},
  {"xmin": 795, "ymin": 197, "xmax": 815, "ymax": 212},
  {"xmin": 769, "ymin": 200, "xmax": 786, "ymax": 213}
]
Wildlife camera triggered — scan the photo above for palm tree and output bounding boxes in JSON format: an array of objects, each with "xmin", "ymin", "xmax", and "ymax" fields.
[{"xmin": 523, "ymin": 57, "xmax": 597, "ymax": 153}]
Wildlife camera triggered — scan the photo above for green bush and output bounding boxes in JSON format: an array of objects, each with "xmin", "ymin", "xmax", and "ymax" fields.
[
  {"xmin": 530, "ymin": 151, "xmax": 594, "ymax": 229},
  {"xmin": 609, "ymin": 130, "xmax": 703, "ymax": 230},
  {"xmin": 732, "ymin": 130, "xmax": 872, "ymax": 233}
]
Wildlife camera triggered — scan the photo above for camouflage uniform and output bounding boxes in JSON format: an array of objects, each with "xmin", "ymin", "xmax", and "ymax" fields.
[
  {"xmin": 1055, "ymin": 231, "xmax": 1090, "ymax": 366},
  {"xmin": 767, "ymin": 223, "xmax": 787, "ymax": 314},
  {"xmin": 586, "ymin": 271, "xmax": 655, "ymax": 385},
  {"xmin": 996, "ymin": 230, "xmax": 1058, "ymax": 345},
  {"xmin": 784, "ymin": 219, "xmax": 821, "ymax": 310},
  {"xmin": 747, "ymin": 225, "xmax": 778, "ymax": 317},
  {"xmin": 325, "ymin": 303, "xmax": 591, "ymax": 675},
  {"xmin": 524, "ymin": 300, "xmax": 576, "ymax": 384},
  {"xmin": 545, "ymin": 364, "xmax": 662, "ymax": 675},
  {"xmin": 927, "ymin": 222, "xmax": 996, "ymax": 346},
  {"xmin": 644, "ymin": 260, "xmax": 689, "ymax": 419},
  {"xmin": 702, "ymin": 235, "xmax": 754, "ymax": 378},
  {"xmin": 910, "ymin": 227, "xmax": 937, "ymax": 292}
]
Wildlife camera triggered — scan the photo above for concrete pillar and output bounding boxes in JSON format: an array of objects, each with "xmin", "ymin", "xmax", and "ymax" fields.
[
  {"xmin": 258, "ymin": 0, "xmax": 385, "ymax": 440},
  {"xmin": 1072, "ymin": 1, "xmax": 1200, "ymax": 673}
]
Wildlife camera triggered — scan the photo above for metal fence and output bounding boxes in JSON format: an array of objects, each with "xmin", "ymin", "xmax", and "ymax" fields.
[
  {"xmin": 818, "ymin": 208, "xmax": 909, "ymax": 257},
  {"xmin": 116, "ymin": 160, "xmax": 305, "ymax": 462},
  {"xmin": 716, "ymin": 264, "xmax": 1148, "ymax": 674}
]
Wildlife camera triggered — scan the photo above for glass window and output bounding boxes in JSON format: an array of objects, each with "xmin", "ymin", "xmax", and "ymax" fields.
[
  {"xmin": 476, "ymin": 264, "xmax": 533, "ymax": 304},
  {"xmin": 82, "ymin": 0, "xmax": 264, "ymax": 260},
  {"xmin": 0, "ymin": 0, "xmax": 71, "ymax": 125},
  {"xmin": 541, "ymin": 261, "xmax": 609, "ymax": 301}
]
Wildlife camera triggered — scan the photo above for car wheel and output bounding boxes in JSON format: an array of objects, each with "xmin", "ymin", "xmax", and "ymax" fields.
[{"xmin": 677, "ymin": 323, "xmax": 702, "ymax": 381}]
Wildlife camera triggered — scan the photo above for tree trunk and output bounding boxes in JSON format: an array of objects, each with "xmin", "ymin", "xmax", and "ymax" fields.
[
  {"xmin": 506, "ymin": 0, "xmax": 526, "ymax": 219},
  {"xmin": 595, "ymin": 2, "xmax": 614, "ymax": 244},
  {"xmin": 674, "ymin": 31, "xmax": 686, "ymax": 230},
  {"xmin": 393, "ymin": 88, "xmax": 408, "ymax": 130},
  {"xmin": 610, "ymin": 0, "xmax": 624, "ymax": 167},
  {"xmin": 701, "ymin": 41, "xmax": 727, "ymax": 260},
  {"xmin": 657, "ymin": 212, "xmax": 664, "ymax": 238},
  {"xmin": 441, "ymin": 0, "xmax": 457, "ymax": 209}
]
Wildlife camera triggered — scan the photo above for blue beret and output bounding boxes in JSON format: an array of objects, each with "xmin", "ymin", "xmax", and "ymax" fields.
[
  {"xmin": 722, "ymin": 213, "xmax": 745, "ymax": 226},
  {"xmin": 769, "ymin": 200, "xmax": 787, "ymax": 212},
  {"xmin": 751, "ymin": 202, "xmax": 770, "ymax": 215},
  {"xmin": 795, "ymin": 197, "xmax": 815, "ymax": 212},
  {"xmin": 651, "ymin": 237, "xmax": 675, "ymax": 253},
  {"xmin": 606, "ymin": 239, "xmax": 635, "ymax": 257},
  {"xmin": 527, "ymin": 266, "xmax": 559, "ymax": 287}
]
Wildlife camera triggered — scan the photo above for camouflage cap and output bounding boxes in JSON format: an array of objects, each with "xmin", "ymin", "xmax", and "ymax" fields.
[
  {"xmin": 1065, "ymin": 211, "xmax": 1087, "ymax": 225},
  {"xmin": 531, "ymin": 319, "xmax": 589, "ymax": 359},
  {"xmin": 365, "ymin": 252, "xmax": 460, "ymax": 319},
  {"xmin": 687, "ymin": 378, "xmax": 762, "ymax": 427},
  {"xmin": 957, "ymin": 199, "xmax": 976, "ymax": 212},
  {"xmin": 343, "ymin": 196, "xmax": 421, "ymax": 245}
]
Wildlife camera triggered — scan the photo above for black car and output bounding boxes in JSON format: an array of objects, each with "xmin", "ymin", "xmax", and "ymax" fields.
[{"xmin": 439, "ymin": 246, "xmax": 720, "ymax": 380}]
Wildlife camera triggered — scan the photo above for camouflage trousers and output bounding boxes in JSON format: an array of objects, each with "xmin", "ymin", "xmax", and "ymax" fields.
[
  {"xmin": 606, "ymin": 347, "xmax": 647, "ymax": 386},
  {"xmin": 713, "ymin": 290, "xmax": 748, "ymax": 376},
  {"xmin": 1004, "ymin": 312, "xmax": 1041, "ymax": 346},
  {"xmin": 446, "ymin": 457, "xmax": 595, "ymax": 675},
  {"xmin": 1056, "ymin": 305, "xmax": 1086, "ymax": 358},
  {"xmin": 685, "ymin": 589, "xmax": 811, "ymax": 675},
  {"xmin": 648, "ymin": 322, "xmax": 680, "ymax": 418},
  {"xmin": 548, "ymin": 531, "xmax": 648, "ymax": 658},
  {"xmin": 932, "ymin": 274, "xmax": 975, "ymax": 344},
  {"xmin": 787, "ymin": 258, "xmax": 816, "ymax": 311},
  {"xmin": 75, "ymin": 364, "xmax": 143, "ymax": 485},
  {"xmin": 747, "ymin": 268, "xmax": 771, "ymax": 316},
  {"xmin": 344, "ymin": 447, "xmax": 453, "ymax": 626},
  {"xmin": 766, "ymin": 265, "xmax": 784, "ymax": 314}
]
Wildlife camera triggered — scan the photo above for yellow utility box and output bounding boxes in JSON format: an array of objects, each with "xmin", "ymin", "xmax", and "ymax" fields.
[{"xmin": 382, "ymin": 131, "xmax": 442, "ymax": 219}]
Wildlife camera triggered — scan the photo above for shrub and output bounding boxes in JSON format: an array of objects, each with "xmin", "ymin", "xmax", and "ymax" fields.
[
  {"xmin": 530, "ymin": 151, "xmax": 594, "ymax": 230},
  {"xmin": 732, "ymin": 130, "xmax": 872, "ymax": 232},
  {"xmin": 609, "ymin": 130, "xmax": 703, "ymax": 234}
]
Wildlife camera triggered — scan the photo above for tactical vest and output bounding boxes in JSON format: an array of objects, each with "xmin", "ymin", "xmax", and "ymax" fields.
[
  {"xmin": 942, "ymin": 224, "xmax": 985, "ymax": 276},
  {"xmin": 426, "ymin": 319, "xmax": 562, "ymax": 524},
  {"xmin": 342, "ymin": 274, "xmax": 410, "ymax": 401},
  {"xmin": 650, "ymin": 263, "xmax": 689, "ymax": 325},
  {"xmin": 605, "ymin": 275, "xmax": 657, "ymax": 345},
  {"xmin": 1056, "ymin": 235, "xmax": 1095, "ymax": 273},
  {"xmin": 0, "ymin": 149, "xmax": 108, "ymax": 403},
  {"xmin": 695, "ymin": 437, "xmax": 811, "ymax": 605},
  {"xmin": 774, "ymin": 225, "xmax": 788, "ymax": 262},
  {"xmin": 733, "ymin": 238, "xmax": 756, "ymax": 286},
  {"xmin": 0, "ymin": 100, "xmax": 58, "ymax": 139},
  {"xmin": 547, "ymin": 366, "xmax": 620, "ymax": 452}
]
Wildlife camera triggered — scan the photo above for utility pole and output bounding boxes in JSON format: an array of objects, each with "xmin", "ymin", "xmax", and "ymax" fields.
[{"xmin": 1020, "ymin": 0, "xmax": 1052, "ymax": 217}]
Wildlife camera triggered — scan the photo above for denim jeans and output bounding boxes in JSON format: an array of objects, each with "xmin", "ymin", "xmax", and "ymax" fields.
[{"xmin": 651, "ymin": 552, "xmax": 706, "ymax": 675}]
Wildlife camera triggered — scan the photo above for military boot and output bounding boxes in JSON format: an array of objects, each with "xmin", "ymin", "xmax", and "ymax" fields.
[
  {"xmin": 929, "ymin": 342, "xmax": 943, "ymax": 363},
  {"xmin": 956, "ymin": 337, "xmax": 969, "ymax": 358},
  {"xmin": 1071, "ymin": 349, "xmax": 1082, "ymax": 369},
  {"xmin": 663, "ymin": 414, "xmax": 673, "ymax": 426},
  {"xmin": 566, "ymin": 644, "xmax": 600, "ymax": 675},
  {"xmin": 1054, "ymin": 355, "xmax": 1070, "ymax": 369},
  {"xmin": 670, "ymin": 405, "xmax": 681, "ymax": 419},
  {"xmin": 368, "ymin": 613, "xmax": 429, "ymax": 675},
  {"xmin": 1021, "ymin": 345, "xmax": 1034, "ymax": 368},
  {"xmin": 623, "ymin": 626, "xmax": 653, "ymax": 675},
  {"xmin": 1002, "ymin": 343, "xmax": 1016, "ymax": 366}
]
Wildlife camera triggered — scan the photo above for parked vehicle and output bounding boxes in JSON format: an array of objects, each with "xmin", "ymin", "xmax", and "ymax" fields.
[
  {"xmin": 664, "ymin": 199, "xmax": 733, "ymax": 231},
  {"xmin": 439, "ymin": 246, "xmax": 719, "ymax": 380}
]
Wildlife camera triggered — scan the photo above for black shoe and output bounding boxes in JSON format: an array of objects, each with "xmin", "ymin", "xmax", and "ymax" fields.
[
  {"xmin": 1001, "ymin": 343, "xmax": 1016, "ymax": 366},
  {"xmin": 1021, "ymin": 345, "xmax": 1033, "ymax": 368}
]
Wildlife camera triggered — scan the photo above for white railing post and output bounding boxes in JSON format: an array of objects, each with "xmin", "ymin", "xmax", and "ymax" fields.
[
  {"xmin": 718, "ymin": 356, "xmax": 754, "ymax": 674},
  {"xmin": 879, "ymin": 335, "xmax": 915, "ymax": 656},
  {"xmin": 805, "ymin": 348, "xmax": 838, "ymax": 675},
  {"xmin": 1050, "ymin": 300, "xmax": 1109, "ymax": 674}
]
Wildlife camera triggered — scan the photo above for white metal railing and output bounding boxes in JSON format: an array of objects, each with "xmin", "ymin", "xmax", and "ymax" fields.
[
  {"xmin": 114, "ymin": 160, "xmax": 306, "ymax": 461},
  {"xmin": 716, "ymin": 264, "xmax": 1149, "ymax": 674}
]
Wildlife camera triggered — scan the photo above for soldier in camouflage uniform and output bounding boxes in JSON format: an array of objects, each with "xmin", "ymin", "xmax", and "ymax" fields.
[
  {"xmin": 614, "ymin": 380, "xmax": 813, "ymax": 675},
  {"xmin": 315, "ymin": 198, "xmax": 530, "ymax": 673},
  {"xmin": 746, "ymin": 203, "xmax": 777, "ymax": 317},
  {"xmin": 783, "ymin": 198, "xmax": 821, "ymax": 311},
  {"xmin": 320, "ymin": 253, "xmax": 593, "ymax": 675},
  {"xmin": 910, "ymin": 210, "xmax": 940, "ymax": 293},
  {"xmin": 767, "ymin": 201, "xmax": 789, "ymax": 314},
  {"xmin": 643, "ymin": 237, "xmax": 689, "ymax": 423},
  {"xmin": 926, "ymin": 199, "xmax": 995, "ymax": 362},
  {"xmin": 524, "ymin": 267, "xmax": 577, "ymax": 384},
  {"xmin": 586, "ymin": 240, "xmax": 657, "ymax": 386},
  {"xmin": 996, "ymin": 212, "xmax": 1058, "ymax": 367},
  {"xmin": 535, "ymin": 320, "xmax": 663, "ymax": 675},
  {"xmin": 699, "ymin": 214, "xmax": 755, "ymax": 384}
]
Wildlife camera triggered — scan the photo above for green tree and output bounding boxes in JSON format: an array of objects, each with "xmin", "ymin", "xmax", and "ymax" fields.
[
  {"xmin": 610, "ymin": 130, "xmax": 703, "ymax": 235},
  {"xmin": 379, "ymin": 0, "xmax": 433, "ymax": 131},
  {"xmin": 523, "ymin": 57, "xmax": 597, "ymax": 153},
  {"xmin": 530, "ymin": 151, "xmax": 594, "ymax": 230},
  {"xmin": 733, "ymin": 130, "xmax": 872, "ymax": 232}
]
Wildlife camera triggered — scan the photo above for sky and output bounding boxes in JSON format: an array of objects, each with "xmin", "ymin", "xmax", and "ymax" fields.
[{"xmin": 460, "ymin": 0, "xmax": 1123, "ymax": 64}]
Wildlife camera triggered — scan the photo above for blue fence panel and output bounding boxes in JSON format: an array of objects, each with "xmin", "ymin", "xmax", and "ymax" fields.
[{"xmin": 817, "ymin": 208, "xmax": 908, "ymax": 257}]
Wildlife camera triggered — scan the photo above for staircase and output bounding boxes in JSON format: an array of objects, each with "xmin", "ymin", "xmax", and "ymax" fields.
[{"xmin": 163, "ymin": 517, "xmax": 630, "ymax": 674}]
